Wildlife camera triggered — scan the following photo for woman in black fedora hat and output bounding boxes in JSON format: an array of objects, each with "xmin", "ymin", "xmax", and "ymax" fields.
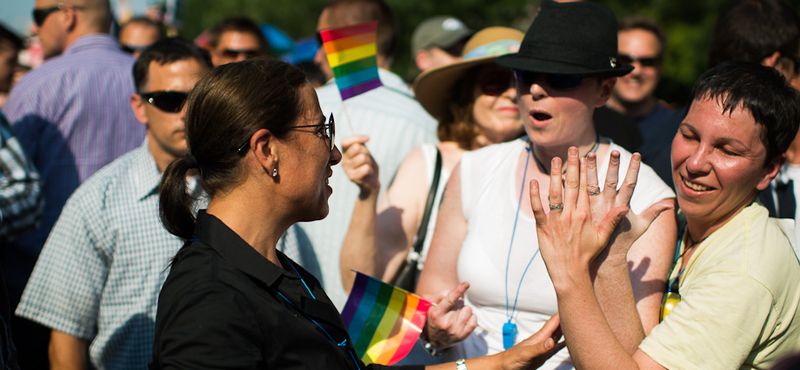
[{"xmin": 416, "ymin": 1, "xmax": 677, "ymax": 368}]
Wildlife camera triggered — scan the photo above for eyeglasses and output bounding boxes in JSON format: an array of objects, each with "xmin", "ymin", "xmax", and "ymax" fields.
[
  {"xmin": 290, "ymin": 113, "xmax": 335, "ymax": 151},
  {"xmin": 219, "ymin": 48, "xmax": 262, "ymax": 60},
  {"xmin": 32, "ymin": 3, "xmax": 83, "ymax": 27},
  {"xmin": 478, "ymin": 69, "xmax": 514, "ymax": 96},
  {"xmin": 121, "ymin": 44, "xmax": 150, "ymax": 54},
  {"xmin": 236, "ymin": 113, "xmax": 336, "ymax": 155},
  {"xmin": 618, "ymin": 53, "xmax": 662, "ymax": 68},
  {"xmin": 139, "ymin": 91, "xmax": 188, "ymax": 113},
  {"xmin": 513, "ymin": 69, "xmax": 588, "ymax": 90}
]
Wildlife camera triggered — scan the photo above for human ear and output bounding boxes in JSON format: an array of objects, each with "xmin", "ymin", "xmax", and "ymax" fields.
[
  {"xmin": 756, "ymin": 153, "xmax": 786, "ymax": 191},
  {"xmin": 594, "ymin": 77, "xmax": 616, "ymax": 107},
  {"xmin": 250, "ymin": 128, "xmax": 279, "ymax": 177},
  {"xmin": 130, "ymin": 94, "xmax": 148, "ymax": 126}
]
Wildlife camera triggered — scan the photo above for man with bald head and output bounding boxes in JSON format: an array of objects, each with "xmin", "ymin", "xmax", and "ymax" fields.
[{"xmin": 3, "ymin": 0, "xmax": 145, "ymax": 366}]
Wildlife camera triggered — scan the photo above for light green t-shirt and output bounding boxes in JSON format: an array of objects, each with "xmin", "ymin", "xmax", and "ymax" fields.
[{"xmin": 639, "ymin": 203, "xmax": 800, "ymax": 370}]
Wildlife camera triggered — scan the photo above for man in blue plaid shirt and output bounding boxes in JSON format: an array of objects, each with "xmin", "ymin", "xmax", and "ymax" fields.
[{"xmin": 15, "ymin": 38, "xmax": 211, "ymax": 370}]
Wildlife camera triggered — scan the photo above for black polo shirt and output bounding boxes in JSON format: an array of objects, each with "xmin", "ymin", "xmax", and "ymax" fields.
[{"xmin": 151, "ymin": 211, "xmax": 423, "ymax": 370}]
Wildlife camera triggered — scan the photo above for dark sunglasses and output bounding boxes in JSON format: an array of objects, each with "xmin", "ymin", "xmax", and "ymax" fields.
[
  {"xmin": 220, "ymin": 48, "xmax": 262, "ymax": 60},
  {"xmin": 33, "ymin": 4, "xmax": 63, "ymax": 27},
  {"xmin": 121, "ymin": 44, "xmax": 150, "ymax": 54},
  {"xmin": 236, "ymin": 113, "xmax": 336, "ymax": 155},
  {"xmin": 478, "ymin": 69, "xmax": 515, "ymax": 96},
  {"xmin": 139, "ymin": 91, "xmax": 188, "ymax": 113},
  {"xmin": 32, "ymin": 3, "xmax": 84, "ymax": 27},
  {"xmin": 315, "ymin": 32, "xmax": 324, "ymax": 46},
  {"xmin": 618, "ymin": 54, "xmax": 662, "ymax": 68},
  {"xmin": 513, "ymin": 69, "xmax": 588, "ymax": 90}
]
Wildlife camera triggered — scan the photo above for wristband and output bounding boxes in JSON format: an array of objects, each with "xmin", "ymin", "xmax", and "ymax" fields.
[
  {"xmin": 456, "ymin": 358, "xmax": 467, "ymax": 370},
  {"xmin": 423, "ymin": 340, "xmax": 447, "ymax": 356}
]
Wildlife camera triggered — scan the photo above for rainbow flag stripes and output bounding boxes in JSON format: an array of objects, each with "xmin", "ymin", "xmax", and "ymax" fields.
[
  {"xmin": 319, "ymin": 21, "xmax": 383, "ymax": 100},
  {"xmin": 342, "ymin": 272, "xmax": 431, "ymax": 365}
]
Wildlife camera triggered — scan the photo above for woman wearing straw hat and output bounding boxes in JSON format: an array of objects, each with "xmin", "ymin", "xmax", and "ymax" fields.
[
  {"xmin": 340, "ymin": 27, "xmax": 524, "ymax": 292},
  {"xmin": 416, "ymin": 1, "xmax": 677, "ymax": 368}
]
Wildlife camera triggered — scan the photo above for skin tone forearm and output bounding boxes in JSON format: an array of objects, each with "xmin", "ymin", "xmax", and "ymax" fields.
[
  {"xmin": 49, "ymin": 330, "xmax": 89, "ymax": 370},
  {"xmin": 531, "ymin": 149, "xmax": 671, "ymax": 370},
  {"xmin": 341, "ymin": 185, "xmax": 381, "ymax": 292},
  {"xmin": 339, "ymin": 136, "xmax": 382, "ymax": 291}
]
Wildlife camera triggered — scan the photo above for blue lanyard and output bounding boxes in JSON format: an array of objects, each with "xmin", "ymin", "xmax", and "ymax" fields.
[
  {"xmin": 503, "ymin": 141, "xmax": 540, "ymax": 350},
  {"xmin": 271, "ymin": 257, "xmax": 362, "ymax": 370}
]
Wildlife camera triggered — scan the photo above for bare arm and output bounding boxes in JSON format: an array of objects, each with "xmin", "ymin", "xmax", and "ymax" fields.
[
  {"xmin": 416, "ymin": 163, "xmax": 466, "ymax": 298},
  {"xmin": 339, "ymin": 141, "xmax": 430, "ymax": 291},
  {"xmin": 49, "ymin": 330, "xmax": 89, "ymax": 370},
  {"xmin": 531, "ymin": 148, "xmax": 670, "ymax": 370},
  {"xmin": 586, "ymin": 152, "xmax": 677, "ymax": 353}
]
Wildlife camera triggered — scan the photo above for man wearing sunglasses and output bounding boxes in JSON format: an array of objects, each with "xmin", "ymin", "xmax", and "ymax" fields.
[
  {"xmin": 15, "ymin": 38, "xmax": 212, "ymax": 370},
  {"xmin": 2, "ymin": 0, "xmax": 147, "ymax": 367},
  {"xmin": 606, "ymin": 16, "xmax": 673, "ymax": 142},
  {"xmin": 206, "ymin": 16, "xmax": 269, "ymax": 67},
  {"xmin": 118, "ymin": 17, "xmax": 164, "ymax": 59}
]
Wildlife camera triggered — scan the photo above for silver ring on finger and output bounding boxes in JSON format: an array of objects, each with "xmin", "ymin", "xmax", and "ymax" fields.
[
  {"xmin": 549, "ymin": 203, "xmax": 564, "ymax": 210},
  {"xmin": 587, "ymin": 188, "xmax": 601, "ymax": 196}
]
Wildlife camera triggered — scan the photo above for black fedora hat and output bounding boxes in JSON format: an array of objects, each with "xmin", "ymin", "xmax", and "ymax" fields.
[{"xmin": 497, "ymin": 0, "xmax": 633, "ymax": 77}]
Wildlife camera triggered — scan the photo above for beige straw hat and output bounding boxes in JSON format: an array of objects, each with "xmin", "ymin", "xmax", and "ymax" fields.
[{"xmin": 413, "ymin": 27, "xmax": 524, "ymax": 120}]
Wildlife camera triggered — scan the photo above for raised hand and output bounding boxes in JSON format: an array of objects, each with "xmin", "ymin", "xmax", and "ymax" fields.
[
  {"xmin": 424, "ymin": 281, "xmax": 477, "ymax": 349},
  {"xmin": 341, "ymin": 135, "xmax": 379, "ymax": 198},
  {"xmin": 529, "ymin": 147, "xmax": 629, "ymax": 286},
  {"xmin": 585, "ymin": 151, "xmax": 673, "ymax": 263}
]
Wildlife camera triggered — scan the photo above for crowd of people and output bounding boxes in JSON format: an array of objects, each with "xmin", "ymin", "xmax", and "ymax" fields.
[{"xmin": 0, "ymin": 0, "xmax": 798, "ymax": 369}]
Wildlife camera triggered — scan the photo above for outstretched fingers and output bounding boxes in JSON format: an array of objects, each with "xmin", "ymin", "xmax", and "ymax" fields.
[
  {"xmin": 617, "ymin": 153, "xmax": 642, "ymax": 208},
  {"xmin": 563, "ymin": 147, "xmax": 580, "ymax": 210},
  {"xmin": 548, "ymin": 157, "xmax": 564, "ymax": 212}
]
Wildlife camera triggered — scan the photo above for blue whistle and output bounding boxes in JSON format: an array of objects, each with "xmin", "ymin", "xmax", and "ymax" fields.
[{"xmin": 502, "ymin": 321, "xmax": 518, "ymax": 349}]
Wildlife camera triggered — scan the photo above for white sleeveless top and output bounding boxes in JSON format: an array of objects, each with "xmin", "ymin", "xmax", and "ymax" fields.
[{"xmin": 452, "ymin": 137, "xmax": 674, "ymax": 369}]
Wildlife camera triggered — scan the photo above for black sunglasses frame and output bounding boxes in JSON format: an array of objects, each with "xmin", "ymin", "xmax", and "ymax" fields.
[
  {"xmin": 477, "ymin": 69, "xmax": 515, "ymax": 97},
  {"xmin": 32, "ymin": 3, "xmax": 83, "ymax": 27},
  {"xmin": 139, "ymin": 91, "xmax": 189, "ymax": 113},
  {"xmin": 617, "ymin": 53, "xmax": 662, "ymax": 68},
  {"xmin": 513, "ymin": 70, "xmax": 589, "ymax": 91}
]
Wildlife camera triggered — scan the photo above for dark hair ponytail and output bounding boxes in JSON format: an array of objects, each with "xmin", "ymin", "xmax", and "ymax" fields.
[
  {"xmin": 158, "ymin": 58, "xmax": 308, "ymax": 240},
  {"xmin": 159, "ymin": 157, "xmax": 197, "ymax": 240}
]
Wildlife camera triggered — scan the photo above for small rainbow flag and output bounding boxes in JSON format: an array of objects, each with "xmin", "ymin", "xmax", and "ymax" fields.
[
  {"xmin": 341, "ymin": 272, "xmax": 431, "ymax": 365},
  {"xmin": 319, "ymin": 21, "xmax": 383, "ymax": 100}
]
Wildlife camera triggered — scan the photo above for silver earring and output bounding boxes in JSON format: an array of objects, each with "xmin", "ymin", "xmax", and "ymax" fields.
[{"xmin": 272, "ymin": 168, "xmax": 278, "ymax": 177}]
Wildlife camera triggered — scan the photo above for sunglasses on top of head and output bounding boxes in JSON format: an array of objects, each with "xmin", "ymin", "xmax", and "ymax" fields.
[
  {"xmin": 139, "ymin": 91, "xmax": 188, "ymax": 113},
  {"xmin": 32, "ymin": 3, "xmax": 83, "ymax": 27},
  {"xmin": 513, "ymin": 69, "xmax": 592, "ymax": 91}
]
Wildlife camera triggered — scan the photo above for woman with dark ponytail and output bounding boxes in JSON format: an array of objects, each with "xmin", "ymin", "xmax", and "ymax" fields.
[{"xmin": 150, "ymin": 58, "xmax": 563, "ymax": 370}]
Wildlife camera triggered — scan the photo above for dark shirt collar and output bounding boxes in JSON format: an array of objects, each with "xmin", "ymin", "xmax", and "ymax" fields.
[{"xmin": 193, "ymin": 210, "xmax": 286, "ymax": 286}]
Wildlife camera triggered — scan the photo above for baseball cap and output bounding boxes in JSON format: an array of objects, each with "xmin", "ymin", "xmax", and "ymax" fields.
[{"xmin": 411, "ymin": 16, "xmax": 473, "ymax": 55}]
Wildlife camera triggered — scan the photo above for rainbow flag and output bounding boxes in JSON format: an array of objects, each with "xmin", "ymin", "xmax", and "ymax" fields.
[
  {"xmin": 341, "ymin": 272, "xmax": 431, "ymax": 365},
  {"xmin": 319, "ymin": 21, "xmax": 383, "ymax": 100}
]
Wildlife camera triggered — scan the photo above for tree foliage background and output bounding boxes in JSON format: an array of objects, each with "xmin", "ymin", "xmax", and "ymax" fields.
[{"xmin": 179, "ymin": 0, "xmax": 800, "ymax": 106}]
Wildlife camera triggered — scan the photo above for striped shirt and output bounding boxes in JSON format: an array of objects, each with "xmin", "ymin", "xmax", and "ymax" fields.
[
  {"xmin": 0, "ymin": 110, "xmax": 42, "ymax": 240},
  {"xmin": 16, "ymin": 141, "xmax": 204, "ymax": 370},
  {"xmin": 298, "ymin": 69, "xmax": 438, "ymax": 308},
  {"xmin": 3, "ymin": 33, "xmax": 146, "ymax": 296}
]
